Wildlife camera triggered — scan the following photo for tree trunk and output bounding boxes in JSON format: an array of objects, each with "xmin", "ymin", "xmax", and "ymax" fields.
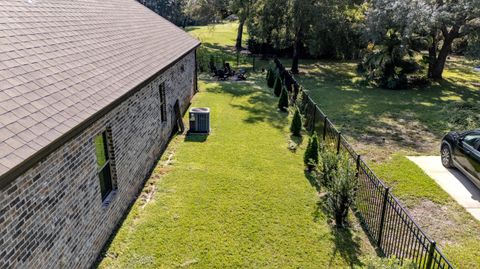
[
  {"xmin": 235, "ymin": 18, "xmax": 245, "ymax": 51},
  {"xmin": 291, "ymin": 32, "xmax": 301, "ymax": 74},
  {"xmin": 430, "ymin": 44, "xmax": 451, "ymax": 80},
  {"xmin": 427, "ymin": 34, "xmax": 437, "ymax": 78},
  {"xmin": 428, "ymin": 26, "xmax": 459, "ymax": 80}
]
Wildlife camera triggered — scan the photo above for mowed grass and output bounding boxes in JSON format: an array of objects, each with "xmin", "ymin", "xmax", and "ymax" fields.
[
  {"xmin": 295, "ymin": 58, "xmax": 480, "ymax": 159},
  {"xmin": 186, "ymin": 21, "xmax": 480, "ymax": 268},
  {"xmin": 292, "ymin": 45, "xmax": 480, "ymax": 268},
  {"xmin": 187, "ymin": 22, "xmax": 247, "ymax": 48},
  {"xmin": 97, "ymin": 73, "xmax": 374, "ymax": 268}
]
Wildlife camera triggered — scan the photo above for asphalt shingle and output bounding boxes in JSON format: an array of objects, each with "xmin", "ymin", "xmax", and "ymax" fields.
[{"xmin": 0, "ymin": 0, "xmax": 200, "ymax": 178}]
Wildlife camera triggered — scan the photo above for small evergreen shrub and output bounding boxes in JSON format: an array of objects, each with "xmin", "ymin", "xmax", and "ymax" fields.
[
  {"xmin": 290, "ymin": 107, "xmax": 302, "ymax": 136},
  {"xmin": 317, "ymin": 148, "xmax": 340, "ymax": 190},
  {"xmin": 278, "ymin": 87, "xmax": 289, "ymax": 111},
  {"xmin": 267, "ymin": 68, "xmax": 276, "ymax": 88},
  {"xmin": 324, "ymin": 154, "xmax": 357, "ymax": 228},
  {"xmin": 273, "ymin": 74, "xmax": 282, "ymax": 97},
  {"xmin": 304, "ymin": 132, "xmax": 319, "ymax": 170}
]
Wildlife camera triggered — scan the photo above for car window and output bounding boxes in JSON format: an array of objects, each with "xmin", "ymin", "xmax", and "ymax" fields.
[
  {"xmin": 463, "ymin": 134, "xmax": 480, "ymax": 149},
  {"xmin": 475, "ymin": 140, "xmax": 480, "ymax": 152}
]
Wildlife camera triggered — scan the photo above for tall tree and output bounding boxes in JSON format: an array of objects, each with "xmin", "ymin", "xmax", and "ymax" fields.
[
  {"xmin": 290, "ymin": 0, "xmax": 316, "ymax": 73},
  {"xmin": 230, "ymin": 0, "xmax": 253, "ymax": 50},
  {"xmin": 184, "ymin": 0, "xmax": 229, "ymax": 24},
  {"xmin": 366, "ymin": 0, "xmax": 480, "ymax": 80},
  {"xmin": 138, "ymin": 0, "xmax": 187, "ymax": 26}
]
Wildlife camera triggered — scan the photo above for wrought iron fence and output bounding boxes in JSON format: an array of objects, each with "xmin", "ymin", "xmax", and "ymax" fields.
[{"xmin": 272, "ymin": 60, "xmax": 454, "ymax": 269}]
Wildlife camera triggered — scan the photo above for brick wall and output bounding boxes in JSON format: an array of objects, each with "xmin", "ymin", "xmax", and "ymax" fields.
[{"xmin": 0, "ymin": 51, "xmax": 196, "ymax": 269}]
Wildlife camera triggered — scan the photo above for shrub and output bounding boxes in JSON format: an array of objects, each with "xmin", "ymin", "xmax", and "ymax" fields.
[
  {"xmin": 357, "ymin": 29, "xmax": 422, "ymax": 90},
  {"xmin": 362, "ymin": 255, "xmax": 416, "ymax": 269},
  {"xmin": 273, "ymin": 74, "xmax": 282, "ymax": 97},
  {"xmin": 317, "ymin": 148, "xmax": 340, "ymax": 190},
  {"xmin": 304, "ymin": 132, "xmax": 319, "ymax": 170},
  {"xmin": 290, "ymin": 107, "xmax": 302, "ymax": 136},
  {"xmin": 278, "ymin": 87, "xmax": 289, "ymax": 111},
  {"xmin": 196, "ymin": 47, "xmax": 213, "ymax": 73},
  {"xmin": 324, "ymin": 154, "xmax": 357, "ymax": 228},
  {"xmin": 267, "ymin": 68, "xmax": 276, "ymax": 88}
]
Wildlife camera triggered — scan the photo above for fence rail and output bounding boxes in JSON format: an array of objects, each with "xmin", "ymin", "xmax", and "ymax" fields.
[{"xmin": 272, "ymin": 59, "xmax": 454, "ymax": 269}]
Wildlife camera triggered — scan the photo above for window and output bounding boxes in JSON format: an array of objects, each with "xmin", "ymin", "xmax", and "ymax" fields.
[
  {"xmin": 159, "ymin": 83, "xmax": 167, "ymax": 122},
  {"xmin": 463, "ymin": 134, "xmax": 480, "ymax": 148},
  {"xmin": 95, "ymin": 131, "xmax": 114, "ymax": 201}
]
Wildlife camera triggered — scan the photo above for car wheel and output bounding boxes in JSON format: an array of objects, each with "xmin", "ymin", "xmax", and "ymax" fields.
[{"xmin": 441, "ymin": 144, "xmax": 453, "ymax": 168}]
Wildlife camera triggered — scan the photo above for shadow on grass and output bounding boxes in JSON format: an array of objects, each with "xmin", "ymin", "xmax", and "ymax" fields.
[
  {"xmin": 295, "ymin": 60, "xmax": 480, "ymax": 154},
  {"xmin": 205, "ymin": 78, "xmax": 289, "ymax": 131},
  {"xmin": 304, "ymin": 170, "xmax": 321, "ymax": 192},
  {"xmin": 185, "ymin": 133, "xmax": 208, "ymax": 143},
  {"xmin": 290, "ymin": 134, "xmax": 304, "ymax": 146},
  {"xmin": 93, "ymin": 134, "xmax": 180, "ymax": 268},
  {"xmin": 329, "ymin": 226, "xmax": 363, "ymax": 268},
  {"xmin": 311, "ymin": 196, "xmax": 364, "ymax": 268}
]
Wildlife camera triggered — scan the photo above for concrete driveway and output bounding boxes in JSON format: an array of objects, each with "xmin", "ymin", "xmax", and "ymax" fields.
[{"xmin": 408, "ymin": 156, "xmax": 480, "ymax": 221}]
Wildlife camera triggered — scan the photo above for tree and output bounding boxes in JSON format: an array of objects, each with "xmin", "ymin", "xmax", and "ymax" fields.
[
  {"xmin": 230, "ymin": 0, "xmax": 253, "ymax": 50},
  {"xmin": 184, "ymin": 0, "xmax": 229, "ymax": 24},
  {"xmin": 358, "ymin": 29, "xmax": 421, "ymax": 89},
  {"xmin": 267, "ymin": 68, "xmax": 276, "ymax": 88},
  {"xmin": 278, "ymin": 87, "xmax": 289, "ymax": 111},
  {"xmin": 273, "ymin": 74, "xmax": 282, "ymax": 96},
  {"xmin": 247, "ymin": 0, "xmax": 290, "ymax": 50},
  {"xmin": 290, "ymin": 107, "xmax": 302, "ymax": 136},
  {"xmin": 290, "ymin": 0, "xmax": 315, "ymax": 73},
  {"xmin": 248, "ymin": 0, "xmax": 367, "ymax": 61},
  {"xmin": 139, "ymin": 0, "xmax": 188, "ymax": 26},
  {"xmin": 324, "ymin": 154, "xmax": 357, "ymax": 228},
  {"xmin": 304, "ymin": 132, "xmax": 319, "ymax": 170},
  {"xmin": 366, "ymin": 0, "xmax": 480, "ymax": 80}
]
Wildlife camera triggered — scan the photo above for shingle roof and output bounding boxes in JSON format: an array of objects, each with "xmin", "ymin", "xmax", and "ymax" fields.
[{"xmin": 0, "ymin": 0, "xmax": 200, "ymax": 179}]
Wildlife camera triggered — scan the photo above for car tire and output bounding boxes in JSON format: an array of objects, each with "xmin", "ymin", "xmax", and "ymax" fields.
[{"xmin": 441, "ymin": 144, "xmax": 453, "ymax": 168}]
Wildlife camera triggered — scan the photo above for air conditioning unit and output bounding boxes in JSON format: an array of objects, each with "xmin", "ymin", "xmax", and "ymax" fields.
[{"xmin": 189, "ymin": 107, "xmax": 210, "ymax": 134}]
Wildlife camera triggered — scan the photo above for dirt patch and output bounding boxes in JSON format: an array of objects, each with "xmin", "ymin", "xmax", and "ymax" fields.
[
  {"xmin": 138, "ymin": 137, "xmax": 180, "ymax": 209},
  {"xmin": 349, "ymin": 116, "xmax": 439, "ymax": 163},
  {"xmin": 409, "ymin": 200, "xmax": 461, "ymax": 247}
]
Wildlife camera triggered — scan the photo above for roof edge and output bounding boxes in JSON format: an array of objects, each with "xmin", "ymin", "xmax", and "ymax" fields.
[{"xmin": 0, "ymin": 44, "xmax": 200, "ymax": 190}]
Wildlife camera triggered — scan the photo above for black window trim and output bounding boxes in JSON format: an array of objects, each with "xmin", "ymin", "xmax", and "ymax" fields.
[
  {"xmin": 96, "ymin": 129, "xmax": 116, "ymax": 203},
  {"xmin": 159, "ymin": 82, "xmax": 167, "ymax": 123}
]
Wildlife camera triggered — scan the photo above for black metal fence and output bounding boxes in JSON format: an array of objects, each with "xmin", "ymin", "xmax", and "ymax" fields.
[{"xmin": 272, "ymin": 60, "xmax": 454, "ymax": 269}]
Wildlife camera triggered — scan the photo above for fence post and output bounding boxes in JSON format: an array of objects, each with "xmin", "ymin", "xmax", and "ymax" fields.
[
  {"xmin": 310, "ymin": 106, "xmax": 316, "ymax": 134},
  {"xmin": 323, "ymin": 117, "xmax": 328, "ymax": 140},
  {"xmin": 336, "ymin": 132, "xmax": 341, "ymax": 154},
  {"xmin": 377, "ymin": 187, "xmax": 390, "ymax": 249},
  {"xmin": 426, "ymin": 241, "xmax": 436, "ymax": 269},
  {"xmin": 252, "ymin": 55, "xmax": 256, "ymax": 71},
  {"xmin": 356, "ymin": 155, "xmax": 361, "ymax": 178}
]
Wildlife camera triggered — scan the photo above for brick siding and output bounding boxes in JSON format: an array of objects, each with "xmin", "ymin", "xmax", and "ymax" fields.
[{"xmin": 0, "ymin": 51, "xmax": 196, "ymax": 269}]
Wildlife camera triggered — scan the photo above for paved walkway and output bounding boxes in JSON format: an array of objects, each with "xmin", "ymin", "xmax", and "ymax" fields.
[{"xmin": 408, "ymin": 156, "xmax": 480, "ymax": 221}]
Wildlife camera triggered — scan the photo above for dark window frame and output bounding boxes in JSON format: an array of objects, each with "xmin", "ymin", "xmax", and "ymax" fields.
[
  {"xmin": 159, "ymin": 83, "xmax": 167, "ymax": 122},
  {"xmin": 95, "ymin": 130, "xmax": 115, "ymax": 201}
]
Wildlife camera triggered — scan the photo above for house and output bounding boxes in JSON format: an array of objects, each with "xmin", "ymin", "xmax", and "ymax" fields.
[{"xmin": 0, "ymin": 0, "xmax": 200, "ymax": 268}]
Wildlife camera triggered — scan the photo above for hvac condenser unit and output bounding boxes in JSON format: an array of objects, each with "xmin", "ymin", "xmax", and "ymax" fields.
[{"xmin": 189, "ymin": 107, "xmax": 210, "ymax": 134}]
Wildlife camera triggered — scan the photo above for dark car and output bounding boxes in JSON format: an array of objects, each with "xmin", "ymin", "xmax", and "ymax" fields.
[{"xmin": 441, "ymin": 129, "xmax": 480, "ymax": 188}]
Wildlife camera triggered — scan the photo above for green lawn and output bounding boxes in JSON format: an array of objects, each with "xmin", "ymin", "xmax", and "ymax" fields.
[
  {"xmin": 295, "ymin": 58, "xmax": 480, "ymax": 160},
  {"xmin": 189, "ymin": 21, "xmax": 480, "ymax": 268},
  {"xmin": 292, "ymin": 39, "xmax": 480, "ymax": 269},
  {"xmin": 98, "ymin": 73, "xmax": 374, "ymax": 268}
]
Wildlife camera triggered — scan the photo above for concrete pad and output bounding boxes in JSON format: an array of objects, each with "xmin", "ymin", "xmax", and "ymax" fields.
[{"xmin": 407, "ymin": 156, "xmax": 480, "ymax": 221}]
